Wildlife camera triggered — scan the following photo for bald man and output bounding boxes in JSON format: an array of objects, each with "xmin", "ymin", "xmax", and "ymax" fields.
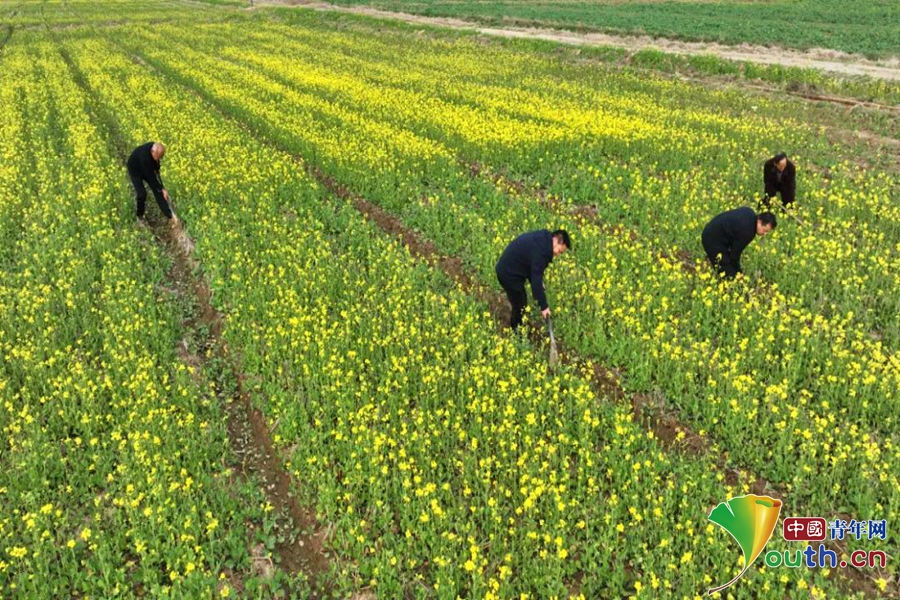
[{"xmin": 127, "ymin": 141, "xmax": 177, "ymax": 226}]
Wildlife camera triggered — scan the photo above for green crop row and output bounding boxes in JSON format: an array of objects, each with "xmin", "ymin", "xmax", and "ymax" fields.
[
  {"xmin": 92, "ymin": 12, "xmax": 900, "ymax": 543},
  {"xmin": 0, "ymin": 33, "xmax": 288, "ymax": 598},
  {"xmin": 53, "ymin": 23, "xmax": 863, "ymax": 598}
]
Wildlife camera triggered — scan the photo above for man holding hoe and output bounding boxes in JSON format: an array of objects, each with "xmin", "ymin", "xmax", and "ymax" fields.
[
  {"xmin": 496, "ymin": 229, "xmax": 571, "ymax": 331},
  {"xmin": 128, "ymin": 141, "xmax": 179, "ymax": 228}
]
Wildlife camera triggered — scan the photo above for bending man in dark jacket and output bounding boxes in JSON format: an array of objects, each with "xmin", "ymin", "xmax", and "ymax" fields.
[
  {"xmin": 495, "ymin": 229, "xmax": 571, "ymax": 330},
  {"xmin": 702, "ymin": 207, "xmax": 776, "ymax": 279},
  {"xmin": 127, "ymin": 141, "xmax": 177, "ymax": 226},
  {"xmin": 763, "ymin": 152, "xmax": 796, "ymax": 207}
]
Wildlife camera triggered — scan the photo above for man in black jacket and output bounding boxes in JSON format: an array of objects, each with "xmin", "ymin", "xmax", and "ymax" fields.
[
  {"xmin": 763, "ymin": 152, "xmax": 796, "ymax": 208},
  {"xmin": 127, "ymin": 141, "xmax": 177, "ymax": 227},
  {"xmin": 496, "ymin": 229, "xmax": 571, "ymax": 330},
  {"xmin": 702, "ymin": 207, "xmax": 776, "ymax": 279}
]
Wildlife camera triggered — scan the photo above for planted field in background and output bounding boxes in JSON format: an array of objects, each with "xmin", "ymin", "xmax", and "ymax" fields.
[{"xmin": 299, "ymin": 0, "xmax": 900, "ymax": 59}]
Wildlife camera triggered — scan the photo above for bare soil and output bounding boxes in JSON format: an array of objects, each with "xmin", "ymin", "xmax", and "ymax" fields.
[{"xmin": 150, "ymin": 219, "xmax": 333, "ymax": 596}]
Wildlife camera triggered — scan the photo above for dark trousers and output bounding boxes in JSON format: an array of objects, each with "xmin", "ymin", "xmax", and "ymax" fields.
[
  {"xmin": 701, "ymin": 233, "xmax": 738, "ymax": 279},
  {"xmin": 129, "ymin": 170, "xmax": 171, "ymax": 219},
  {"xmin": 497, "ymin": 272, "xmax": 527, "ymax": 330},
  {"xmin": 764, "ymin": 183, "xmax": 794, "ymax": 207}
]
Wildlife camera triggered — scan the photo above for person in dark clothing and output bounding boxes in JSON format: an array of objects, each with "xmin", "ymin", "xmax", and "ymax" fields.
[
  {"xmin": 496, "ymin": 229, "xmax": 571, "ymax": 330},
  {"xmin": 127, "ymin": 141, "xmax": 177, "ymax": 227},
  {"xmin": 702, "ymin": 207, "xmax": 776, "ymax": 279},
  {"xmin": 763, "ymin": 152, "xmax": 796, "ymax": 208}
]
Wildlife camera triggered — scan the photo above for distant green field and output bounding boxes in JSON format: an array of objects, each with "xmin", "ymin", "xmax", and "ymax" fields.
[{"xmin": 323, "ymin": 0, "xmax": 900, "ymax": 59}]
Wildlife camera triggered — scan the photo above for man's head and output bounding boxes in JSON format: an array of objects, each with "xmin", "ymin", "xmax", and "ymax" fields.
[
  {"xmin": 757, "ymin": 212, "xmax": 777, "ymax": 236},
  {"xmin": 773, "ymin": 152, "xmax": 788, "ymax": 172},
  {"xmin": 551, "ymin": 229, "xmax": 571, "ymax": 256},
  {"xmin": 151, "ymin": 142, "xmax": 166, "ymax": 162}
]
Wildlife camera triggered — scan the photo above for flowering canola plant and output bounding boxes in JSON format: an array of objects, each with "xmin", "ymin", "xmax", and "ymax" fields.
[
  {"xmin": 109, "ymin": 10, "xmax": 900, "ymax": 553},
  {"xmin": 56, "ymin": 26, "xmax": 859, "ymax": 597},
  {"xmin": 0, "ymin": 0, "xmax": 894, "ymax": 597},
  {"xmin": 0, "ymin": 32, "xmax": 287, "ymax": 599}
]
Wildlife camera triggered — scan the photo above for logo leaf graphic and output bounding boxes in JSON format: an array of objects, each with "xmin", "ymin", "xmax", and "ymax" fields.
[{"xmin": 707, "ymin": 494, "xmax": 782, "ymax": 595}]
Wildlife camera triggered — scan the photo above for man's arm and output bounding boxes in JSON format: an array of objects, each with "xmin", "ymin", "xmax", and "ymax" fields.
[
  {"xmin": 728, "ymin": 236, "xmax": 753, "ymax": 275},
  {"xmin": 783, "ymin": 165, "xmax": 796, "ymax": 204},
  {"xmin": 141, "ymin": 158, "xmax": 173, "ymax": 219},
  {"xmin": 139, "ymin": 152, "xmax": 164, "ymax": 194},
  {"xmin": 722, "ymin": 260, "xmax": 741, "ymax": 279},
  {"xmin": 154, "ymin": 167, "xmax": 165, "ymax": 196},
  {"xmin": 530, "ymin": 260, "xmax": 549, "ymax": 310},
  {"xmin": 143, "ymin": 153, "xmax": 172, "ymax": 208}
]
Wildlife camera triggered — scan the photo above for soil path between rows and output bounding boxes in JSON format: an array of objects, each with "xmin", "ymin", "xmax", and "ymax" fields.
[
  {"xmin": 47, "ymin": 17, "xmax": 334, "ymax": 593},
  {"xmin": 253, "ymin": 0, "xmax": 900, "ymax": 82}
]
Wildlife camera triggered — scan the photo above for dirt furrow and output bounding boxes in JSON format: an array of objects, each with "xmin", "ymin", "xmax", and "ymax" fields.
[
  {"xmin": 0, "ymin": 24, "xmax": 12, "ymax": 50},
  {"xmin": 50, "ymin": 24, "xmax": 333, "ymax": 596},
  {"xmin": 50, "ymin": 9, "xmax": 891, "ymax": 595},
  {"xmin": 665, "ymin": 73, "xmax": 900, "ymax": 114},
  {"xmin": 155, "ymin": 219, "xmax": 333, "ymax": 597},
  {"xmin": 312, "ymin": 163, "xmax": 722, "ymax": 462}
]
